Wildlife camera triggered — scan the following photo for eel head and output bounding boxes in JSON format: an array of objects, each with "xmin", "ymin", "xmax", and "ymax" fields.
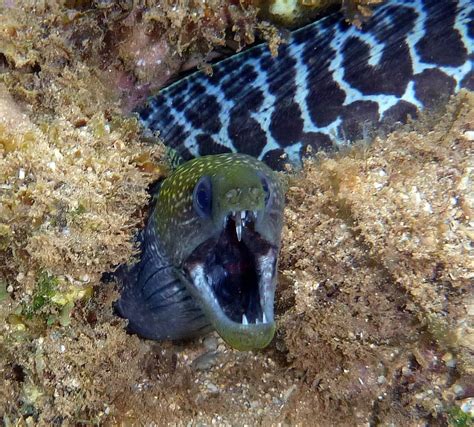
[{"xmin": 154, "ymin": 153, "xmax": 285, "ymax": 350}]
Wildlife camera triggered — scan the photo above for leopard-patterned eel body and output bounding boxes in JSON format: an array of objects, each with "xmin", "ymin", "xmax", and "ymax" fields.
[{"xmin": 139, "ymin": 0, "xmax": 473, "ymax": 170}]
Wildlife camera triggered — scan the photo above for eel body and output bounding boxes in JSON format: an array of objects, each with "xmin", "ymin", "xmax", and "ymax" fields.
[
  {"xmin": 139, "ymin": 0, "xmax": 473, "ymax": 170},
  {"xmin": 117, "ymin": 0, "xmax": 473, "ymax": 350}
]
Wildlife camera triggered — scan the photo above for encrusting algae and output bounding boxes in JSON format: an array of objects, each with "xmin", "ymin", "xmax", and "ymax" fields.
[
  {"xmin": 278, "ymin": 91, "xmax": 473, "ymax": 424},
  {"xmin": 0, "ymin": 0, "xmax": 473, "ymax": 425}
]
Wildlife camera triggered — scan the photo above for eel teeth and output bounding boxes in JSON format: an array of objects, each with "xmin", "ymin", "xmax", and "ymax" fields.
[
  {"xmin": 241, "ymin": 312, "xmax": 268, "ymax": 325},
  {"xmin": 235, "ymin": 213, "xmax": 242, "ymax": 241},
  {"xmin": 229, "ymin": 210, "xmax": 257, "ymax": 241}
]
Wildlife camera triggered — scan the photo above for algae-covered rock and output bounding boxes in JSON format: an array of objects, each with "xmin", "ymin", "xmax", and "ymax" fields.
[
  {"xmin": 0, "ymin": 0, "xmax": 472, "ymax": 424},
  {"xmin": 278, "ymin": 91, "xmax": 474, "ymax": 424}
]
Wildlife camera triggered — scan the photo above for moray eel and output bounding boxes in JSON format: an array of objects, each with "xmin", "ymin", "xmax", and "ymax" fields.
[
  {"xmin": 116, "ymin": 154, "xmax": 285, "ymax": 350},
  {"xmin": 117, "ymin": 0, "xmax": 473, "ymax": 350}
]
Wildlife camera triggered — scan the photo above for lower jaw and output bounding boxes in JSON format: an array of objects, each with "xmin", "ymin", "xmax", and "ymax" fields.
[
  {"xmin": 181, "ymin": 221, "xmax": 278, "ymax": 350},
  {"xmin": 216, "ymin": 319, "xmax": 276, "ymax": 351},
  {"xmin": 181, "ymin": 262, "xmax": 277, "ymax": 351}
]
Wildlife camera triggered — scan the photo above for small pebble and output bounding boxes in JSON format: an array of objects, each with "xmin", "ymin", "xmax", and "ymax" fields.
[
  {"xmin": 282, "ymin": 384, "xmax": 297, "ymax": 402},
  {"xmin": 192, "ymin": 351, "xmax": 219, "ymax": 371},
  {"xmin": 460, "ymin": 398, "xmax": 474, "ymax": 416},
  {"xmin": 463, "ymin": 130, "xmax": 474, "ymax": 141},
  {"xmin": 453, "ymin": 384, "xmax": 465, "ymax": 397},
  {"xmin": 203, "ymin": 336, "xmax": 218, "ymax": 351},
  {"xmin": 206, "ymin": 382, "xmax": 219, "ymax": 395},
  {"xmin": 249, "ymin": 400, "xmax": 259, "ymax": 409}
]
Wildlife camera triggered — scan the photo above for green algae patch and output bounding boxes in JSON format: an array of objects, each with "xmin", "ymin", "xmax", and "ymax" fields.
[
  {"xmin": 25, "ymin": 272, "xmax": 58, "ymax": 317},
  {"xmin": 449, "ymin": 406, "xmax": 474, "ymax": 427},
  {"xmin": 0, "ymin": 223, "xmax": 12, "ymax": 251},
  {"xmin": 16, "ymin": 272, "xmax": 92, "ymax": 328}
]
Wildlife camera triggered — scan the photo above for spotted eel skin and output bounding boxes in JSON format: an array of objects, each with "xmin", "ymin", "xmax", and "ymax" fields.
[{"xmin": 139, "ymin": 0, "xmax": 473, "ymax": 170}]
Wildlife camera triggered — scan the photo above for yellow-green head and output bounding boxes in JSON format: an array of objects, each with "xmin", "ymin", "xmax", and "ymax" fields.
[{"xmin": 153, "ymin": 153, "xmax": 285, "ymax": 350}]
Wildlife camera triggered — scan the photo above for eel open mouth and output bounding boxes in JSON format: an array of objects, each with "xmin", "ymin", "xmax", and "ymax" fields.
[{"xmin": 182, "ymin": 210, "xmax": 277, "ymax": 350}]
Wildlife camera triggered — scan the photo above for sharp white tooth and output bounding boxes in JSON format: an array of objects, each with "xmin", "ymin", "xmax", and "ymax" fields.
[
  {"xmin": 236, "ymin": 223, "xmax": 242, "ymax": 241},
  {"xmin": 232, "ymin": 210, "xmax": 236, "ymax": 218},
  {"xmin": 241, "ymin": 211, "xmax": 246, "ymax": 220},
  {"xmin": 235, "ymin": 213, "xmax": 242, "ymax": 241},
  {"xmin": 242, "ymin": 314, "xmax": 249, "ymax": 325},
  {"xmin": 262, "ymin": 312, "xmax": 267, "ymax": 324},
  {"xmin": 253, "ymin": 210, "xmax": 258, "ymax": 219}
]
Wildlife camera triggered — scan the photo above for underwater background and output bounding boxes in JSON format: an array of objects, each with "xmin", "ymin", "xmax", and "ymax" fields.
[{"xmin": 0, "ymin": 0, "xmax": 473, "ymax": 425}]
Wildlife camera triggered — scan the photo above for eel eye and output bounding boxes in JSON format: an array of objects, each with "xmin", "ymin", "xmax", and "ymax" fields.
[
  {"xmin": 258, "ymin": 172, "xmax": 271, "ymax": 206},
  {"xmin": 193, "ymin": 176, "xmax": 212, "ymax": 217}
]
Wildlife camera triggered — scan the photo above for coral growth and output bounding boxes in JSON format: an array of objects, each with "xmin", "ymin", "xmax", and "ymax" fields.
[
  {"xmin": 278, "ymin": 91, "xmax": 474, "ymax": 424},
  {"xmin": 0, "ymin": 0, "xmax": 268, "ymax": 114}
]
